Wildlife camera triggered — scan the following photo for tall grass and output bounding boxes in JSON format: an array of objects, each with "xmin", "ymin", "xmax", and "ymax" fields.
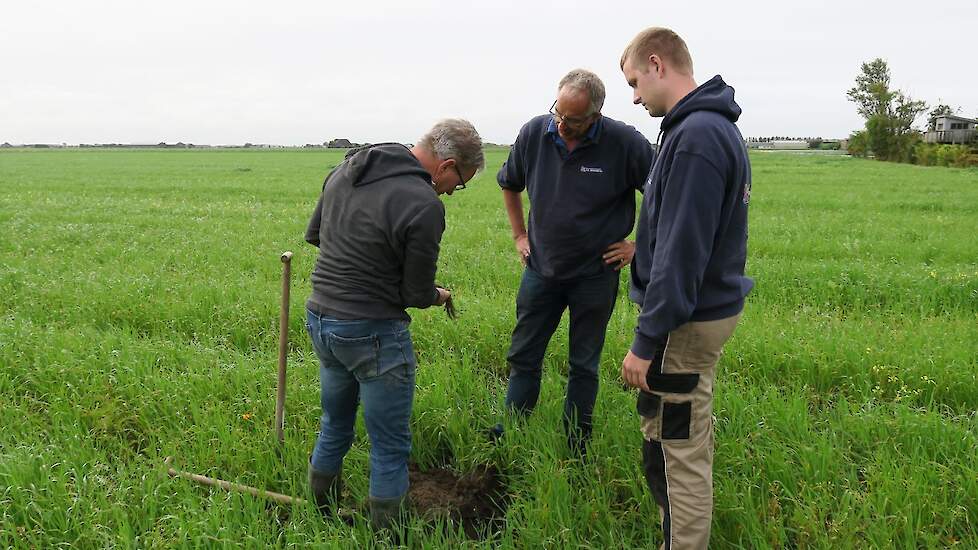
[{"xmin": 1, "ymin": 148, "xmax": 976, "ymax": 548}]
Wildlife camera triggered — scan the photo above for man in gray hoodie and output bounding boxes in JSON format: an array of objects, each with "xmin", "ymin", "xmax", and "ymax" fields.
[{"xmin": 303, "ymin": 119, "xmax": 483, "ymax": 530}]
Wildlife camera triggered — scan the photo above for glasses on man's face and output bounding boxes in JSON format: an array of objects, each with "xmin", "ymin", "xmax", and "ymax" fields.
[
  {"xmin": 549, "ymin": 99, "xmax": 593, "ymax": 127},
  {"xmin": 451, "ymin": 162, "xmax": 466, "ymax": 191}
]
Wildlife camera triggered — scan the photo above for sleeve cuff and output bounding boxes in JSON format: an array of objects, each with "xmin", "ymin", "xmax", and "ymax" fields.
[{"xmin": 630, "ymin": 330, "xmax": 666, "ymax": 361}]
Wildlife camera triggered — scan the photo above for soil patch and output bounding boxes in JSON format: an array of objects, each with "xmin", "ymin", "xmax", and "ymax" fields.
[{"xmin": 408, "ymin": 463, "xmax": 508, "ymax": 539}]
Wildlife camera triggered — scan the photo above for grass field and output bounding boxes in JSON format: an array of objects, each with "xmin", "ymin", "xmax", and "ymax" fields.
[{"xmin": 1, "ymin": 148, "xmax": 977, "ymax": 548}]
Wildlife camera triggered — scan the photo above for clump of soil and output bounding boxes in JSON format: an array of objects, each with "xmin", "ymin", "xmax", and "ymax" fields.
[{"xmin": 408, "ymin": 463, "xmax": 508, "ymax": 539}]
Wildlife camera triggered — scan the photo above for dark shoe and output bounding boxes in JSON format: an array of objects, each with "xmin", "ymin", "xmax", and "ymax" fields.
[
  {"xmin": 567, "ymin": 434, "xmax": 590, "ymax": 461},
  {"xmin": 565, "ymin": 425, "xmax": 591, "ymax": 460},
  {"xmin": 487, "ymin": 423, "xmax": 505, "ymax": 442},
  {"xmin": 308, "ymin": 460, "xmax": 342, "ymax": 515},
  {"xmin": 369, "ymin": 495, "xmax": 407, "ymax": 531}
]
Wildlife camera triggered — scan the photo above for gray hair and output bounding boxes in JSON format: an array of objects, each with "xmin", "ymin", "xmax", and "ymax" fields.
[
  {"xmin": 417, "ymin": 118, "xmax": 485, "ymax": 174},
  {"xmin": 558, "ymin": 69, "xmax": 606, "ymax": 115}
]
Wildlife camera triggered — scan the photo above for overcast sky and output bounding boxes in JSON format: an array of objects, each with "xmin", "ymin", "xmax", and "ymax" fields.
[{"xmin": 2, "ymin": 0, "xmax": 975, "ymax": 145}]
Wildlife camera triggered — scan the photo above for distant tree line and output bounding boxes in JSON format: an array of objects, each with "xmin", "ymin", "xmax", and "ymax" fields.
[
  {"xmin": 746, "ymin": 136, "xmax": 824, "ymax": 142},
  {"xmin": 744, "ymin": 137, "xmax": 842, "ymax": 150}
]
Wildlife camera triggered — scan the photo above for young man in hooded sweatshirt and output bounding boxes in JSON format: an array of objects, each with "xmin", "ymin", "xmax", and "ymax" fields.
[
  {"xmin": 619, "ymin": 28, "xmax": 753, "ymax": 549},
  {"xmin": 303, "ymin": 119, "xmax": 483, "ymax": 530}
]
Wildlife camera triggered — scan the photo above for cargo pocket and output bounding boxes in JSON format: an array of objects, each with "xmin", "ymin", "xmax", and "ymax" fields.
[
  {"xmin": 646, "ymin": 372, "xmax": 699, "ymax": 393},
  {"xmin": 661, "ymin": 401, "xmax": 692, "ymax": 440},
  {"xmin": 328, "ymin": 333, "xmax": 380, "ymax": 379},
  {"xmin": 636, "ymin": 391, "xmax": 661, "ymax": 418}
]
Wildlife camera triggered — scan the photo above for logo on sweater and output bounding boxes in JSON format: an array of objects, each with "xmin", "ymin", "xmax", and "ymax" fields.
[{"xmin": 580, "ymin": 166, "xmax": 604, "ymax": 173}]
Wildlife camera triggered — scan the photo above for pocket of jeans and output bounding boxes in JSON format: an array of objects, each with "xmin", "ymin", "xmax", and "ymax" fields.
[
  {"xmin": 395, "ymin": 327, "xmax": 416, "ymax": 367},
  {"xmin": 375, "ymin": 327, "xmax": 416, "ymax": 380},
  {"xmin": 305, "ymin": 316, "xmax": 328, "ymax": 358},
  {"xmin": 328, "ymin": 333, "xmax": 380, "ymax": 378},
  {"xmin": 380, "ymin": 360, "xmax": 417, "ymax": 387}
]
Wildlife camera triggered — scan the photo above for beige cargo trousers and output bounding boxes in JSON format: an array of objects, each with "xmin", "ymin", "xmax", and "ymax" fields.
[{"xmin": 637, "ymin": 313, "xmax": 741, "ymax": 550}]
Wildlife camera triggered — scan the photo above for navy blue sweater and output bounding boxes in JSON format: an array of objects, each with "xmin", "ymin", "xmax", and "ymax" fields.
[
  {"xmin": 498, "ymin": 115, "xmax": 654, "ymax": 280},
  {"xmin": 630, "ymin": 75, "xmax": 754, "ymax": 359}
]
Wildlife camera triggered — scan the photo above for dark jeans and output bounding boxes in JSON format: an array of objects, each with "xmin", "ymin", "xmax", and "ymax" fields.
[
  {"xmin": 305, "ymin": 309, "xmax": 416, "ymax": 499},
  {"xmin": 504, "ymin": 266, "xmax": 620, "ymax": 447}
]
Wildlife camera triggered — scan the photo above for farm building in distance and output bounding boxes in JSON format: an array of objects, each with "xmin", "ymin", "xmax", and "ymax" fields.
[
  {"xmin": 925, "ymin": 115, "xmax": 978, "ymax": 144},
  {"xmin": 748, "ymin": 140, "xmax": 809, "ymax": 150}
]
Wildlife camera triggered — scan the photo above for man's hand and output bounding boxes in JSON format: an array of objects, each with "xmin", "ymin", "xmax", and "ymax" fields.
[
  {"xmin": 603, "ymin": 240, "xmax": 635, "ymax": 271},
  {"xmin": 514, "ymin": 233, "xmax": 531, "ymax": 265},
  {"xmin": 435, "ymin": 287, "xmax": 451, "ymax": 306},
  {"xmin": 621, "ymin": 350, "xmax": 652, "ymax": 392}
]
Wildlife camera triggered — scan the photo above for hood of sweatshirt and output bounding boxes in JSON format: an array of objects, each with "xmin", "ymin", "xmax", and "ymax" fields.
[
  {"xmin": 329, "ymin": 142, "xmax": 432, "ymax": 188},
  {"xmin": 660, "ymin": 75, "xmax": 742, "ymax": 132}
]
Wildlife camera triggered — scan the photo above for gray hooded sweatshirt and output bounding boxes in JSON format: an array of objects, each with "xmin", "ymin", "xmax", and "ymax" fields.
[{"xmin": 305, "ymin": 143, "xmax": 445, "ymax": 321}]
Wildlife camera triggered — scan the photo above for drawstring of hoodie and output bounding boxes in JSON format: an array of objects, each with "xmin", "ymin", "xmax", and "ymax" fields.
[{"xmin": 649, "ymin": 129, "xmax": 665, "ymax": 173}]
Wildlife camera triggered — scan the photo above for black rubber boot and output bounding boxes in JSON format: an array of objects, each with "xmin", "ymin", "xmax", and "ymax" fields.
[
  {"xmin": 563, "ymin": 414, "xmax": 592, "ymax": 461},
  {"xmin": 369, "ymin": 495, "xmax": 407, "ymax": 532},
  {"xmin": 487, "ymin": 423, "xmax": 505, "ymax": 442},
  {"xmin": 307, "ymin": 460, "xmax": 342, "ymax": 516}
]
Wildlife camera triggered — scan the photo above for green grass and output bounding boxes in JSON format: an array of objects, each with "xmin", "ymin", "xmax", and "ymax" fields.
[{"xmin": 1, "ymin": 148, "xmax": 976, "ymax": 548}]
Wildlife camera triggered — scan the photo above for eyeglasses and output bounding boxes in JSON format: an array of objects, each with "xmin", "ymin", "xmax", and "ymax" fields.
[
  {"xmin": 451, "ymin": 162, "xmax": 467, "ymax": 191},
  {"xmin": 549, "ymin": 99, "xmax": 594, "ymax": 127}
]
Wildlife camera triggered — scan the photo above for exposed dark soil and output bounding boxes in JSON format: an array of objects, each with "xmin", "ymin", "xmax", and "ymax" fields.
[{"xmin": 408, "ymin": 462, "xmax": 508, "ymax": 539}]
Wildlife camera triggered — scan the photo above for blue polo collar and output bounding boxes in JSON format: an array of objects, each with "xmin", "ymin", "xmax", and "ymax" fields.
[{"xmin": 546, "ymin": 115, "xmax": 602, "ymax": 150}]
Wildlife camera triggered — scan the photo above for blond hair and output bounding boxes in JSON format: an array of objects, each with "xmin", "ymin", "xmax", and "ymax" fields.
[{"xmin": 620, "ymin": 27, "xmax": 693, "ymax": 76}]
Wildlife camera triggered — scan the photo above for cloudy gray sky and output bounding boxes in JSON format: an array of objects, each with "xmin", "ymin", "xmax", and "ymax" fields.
[{"xmin": 2, "ymin": 0, "xmax": 975, "ymax": 145}]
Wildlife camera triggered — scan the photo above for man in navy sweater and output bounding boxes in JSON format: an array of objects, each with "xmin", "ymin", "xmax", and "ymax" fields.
[
  {"xmin": 495, "ymin": 69, "xmax": 655, "ymax": 454},
  {"xmin": 619, "ymin": 28, "xmax": 753, "ymax": 549}
]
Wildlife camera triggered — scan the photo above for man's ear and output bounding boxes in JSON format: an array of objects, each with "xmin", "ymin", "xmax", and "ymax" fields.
[
  {"xmin": 649, "ymin": 54, "xmax": 663, "ymax": 77},
  {"xmin": 437, "ymin": 158, "xmax": 455, "ymax": 174}
]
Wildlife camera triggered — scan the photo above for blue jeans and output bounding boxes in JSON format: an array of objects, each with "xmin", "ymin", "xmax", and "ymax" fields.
[
  {"xmin": 505, "ymin": 266, "xmax": 620, "ymax": 447},
  {"xmin": 305, "ymin": 309, "xmax": 416, "ymax": 500}
]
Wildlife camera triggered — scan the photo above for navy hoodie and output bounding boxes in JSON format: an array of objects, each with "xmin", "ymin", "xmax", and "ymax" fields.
[{"xmin": 630, "ymin": 75, "xmax": 754, "ymax": 359}]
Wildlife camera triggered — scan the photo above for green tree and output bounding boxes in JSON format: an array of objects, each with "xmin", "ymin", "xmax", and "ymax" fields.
[
  {"xmin": 847, "ymin": 59, "xmax": 893, "ymax": 119},
  {"xmin": 846, "ymin": 58, "xmax": 927, "ymax": 161},
  {"xmin": 847, "ymin": 130, "xmax": 868, "ymax": 157}
]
